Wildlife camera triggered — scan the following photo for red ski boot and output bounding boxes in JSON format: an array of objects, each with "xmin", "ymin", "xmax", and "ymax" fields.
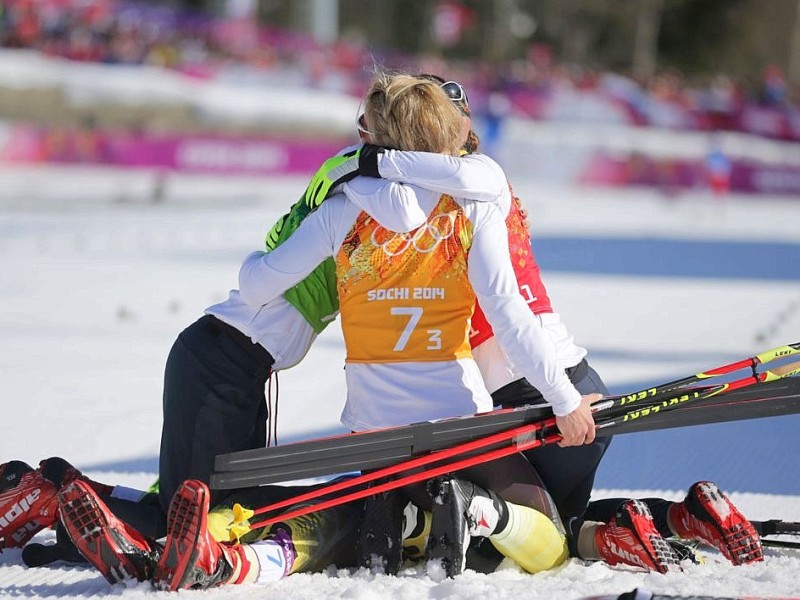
[
  {"xmin": 58, "ymin": 480, "xmax": 160, "ymax": 584},
  {"xmin": 0, "ymin": 457, "xmax": 114, "ymax": 550},
  {"xmin": 595, "ymin": 499, "xmax": 681, "ymax": 573},
  {"xmin": 669, "ymin": 481, "xmax": 763, "ymax": 565},
  {"xmin": 0, "ymin": 456, "xmax": 118, "ymax": 551},
  {"xmin": 0, "ymin": 464, "xmax": 58, "ymax": 549},
  {"xmin": 153, "ymin": 480, "xmax": 253, "ymax": 591}
]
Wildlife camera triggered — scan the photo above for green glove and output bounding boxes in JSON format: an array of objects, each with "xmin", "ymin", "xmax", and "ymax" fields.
[
  {"xmin": 303, "ymin": 147, "xmax": 362, "ymax": 208},
  {"xmin": 265, "ymin": 211, "xmax": 290, "ymax": 250}
]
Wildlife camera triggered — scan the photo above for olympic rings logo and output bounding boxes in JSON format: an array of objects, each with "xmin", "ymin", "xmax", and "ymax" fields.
[{"xmin": 370, "ymin": 212, "xmax": 456, "ymax": 256}]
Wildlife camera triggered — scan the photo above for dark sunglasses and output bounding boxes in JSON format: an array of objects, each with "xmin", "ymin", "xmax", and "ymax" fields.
[{"xmin": 440, "ymin": 80, "xmax": 470, "ymax": 115}]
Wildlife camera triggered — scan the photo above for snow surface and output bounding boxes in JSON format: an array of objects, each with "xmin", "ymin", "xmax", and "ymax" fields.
[{"xmin": 1, "ymin": 166, "xmax": 799, "ymax": 599}]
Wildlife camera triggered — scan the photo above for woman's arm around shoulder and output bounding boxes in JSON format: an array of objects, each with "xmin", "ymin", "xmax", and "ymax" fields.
[
  {"xmin": 238, "ymin": 195, "xmax": 359, "ymax": 306},
  {"xmin": 379, "ymin": 150, "xmax": 509, "ymax": 205},
  {"xmin": 343, "ymin": 177, "xmax": 430, "ymax": 232}
]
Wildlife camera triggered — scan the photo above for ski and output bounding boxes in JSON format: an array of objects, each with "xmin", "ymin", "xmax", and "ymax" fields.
[
  {"xmin": 209, "ymin": 345, "xmax": 799, "ymax": 531},
  {"xmin": 599, "ymin": 375, "xmax": 800, "ymax": 435},
  {"xmin": 228, "ymin": 361, "xmax": 800, "ymax": 531},
  {"xmin": 750, "ymin": 520, "xmax": 800, "ymax": 550},
  {"xmin": 213, "ymin": 343, "xmax": 800, "ymax": 487},
  {"xmin": 752, "ymin": 519, "xmax": 800, "ymax": 536},
  {"xmin": 581, "ymin": 588, "xmax": 782, "ymax": 600},
  {"xmin": 761, "ymin": 538, "xmax": 800, "ymax": 550},
  {"xmin": 601, "ymin": 342, "xmax": 800, "ymax": 414},
  {"xmin": 211, "ymin": 366, "xmax": 800, "ymax": 490},
  {"xmin": 212, "ymin": 402, "xmax": 554, "ymax": 487}
]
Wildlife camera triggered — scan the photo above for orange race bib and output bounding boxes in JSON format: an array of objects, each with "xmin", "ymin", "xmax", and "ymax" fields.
[{"xmin": 336, "ymin": 195, "xmax": 475, "ymax": 363}]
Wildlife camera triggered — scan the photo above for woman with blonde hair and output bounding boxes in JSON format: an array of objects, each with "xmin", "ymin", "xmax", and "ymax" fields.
[{"xmin": 56, "ymin": 72, "xmax": 599, "ymax": 589}]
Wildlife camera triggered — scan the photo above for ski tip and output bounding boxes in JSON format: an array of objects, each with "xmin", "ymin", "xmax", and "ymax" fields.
[{"xmin": 578, "ymin": 589, "xmax": 783, "ymax": 600}]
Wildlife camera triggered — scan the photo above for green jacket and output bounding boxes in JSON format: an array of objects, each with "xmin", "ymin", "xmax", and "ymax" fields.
[{"xmin": 264, "ymin": 197, "xmax": 339, "ymax": 334}]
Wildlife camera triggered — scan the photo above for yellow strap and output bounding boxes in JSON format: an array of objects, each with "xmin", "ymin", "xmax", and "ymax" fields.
[{"xmin": 227, "ymin": 503, "xmax": 255, "ymax": 543}]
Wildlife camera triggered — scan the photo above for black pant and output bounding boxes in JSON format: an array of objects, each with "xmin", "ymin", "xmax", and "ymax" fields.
[
  {"xmin": 400, "ymin": 451, "xmax": 561, "ymax": 529},
  {"xmin": 491, "ymin": 361, "xmax": 612, "ymax": 555},
  {"xmin": 584, "ymin": 497, "xmax": 675, "ymax": 538},
  {"xmin": 158, "ymin": 315, "xmax": 274, "ymax": 513}
]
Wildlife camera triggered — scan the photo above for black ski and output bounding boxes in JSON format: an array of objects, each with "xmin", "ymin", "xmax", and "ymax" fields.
[
  {"xmin": 580, "ymin": 589, "xmax": 781, "ymax": 600},
  {"xmin": 751, "ymin": 519, "xmax": 800, "ymax": 550},
  {"xmin": 211, "ymin": 376, "xmax": 800, "ymax": 490},
  {"xmin": 599, "ymin": 376, "xmax": 800, "ymax": 435},
  {"xmin": 212, "ymin": 402, "xmax": 554, "ymax": 488},
  {"xmin": 752, "ymin": 519, "xmax": 800, "ymax": 536},
  {"xmin": 761, "ymin": 538, "xmax": 800, "ymax": 550}
]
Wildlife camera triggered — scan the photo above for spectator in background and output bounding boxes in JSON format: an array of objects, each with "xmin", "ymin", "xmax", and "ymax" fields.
[
  {"xmin": 480, "ymin": 82, "xmax": 511, "ymax": 159},
  {"xmin": 761, "ymin": 64, "xmax": 787, "ymax": 106},
  {"xmin": 704, "ymin": 135, "xmax": 732, "ymax": 201}
]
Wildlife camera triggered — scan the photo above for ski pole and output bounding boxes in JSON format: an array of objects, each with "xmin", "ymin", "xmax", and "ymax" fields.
[
  {"xmin": 241, "ymin": 361, "xmax": 800, "ymax": 531},
  {"xmin": 228, "ymin": 347, "xmax": 800, "ymax": 531},
  {"xmin": 242, "ymin": 421, "xmax": 563, "ymax": 531},
  {"xmin": 601, "ymin": 342, "xmax": 800, "ymax": 414},
  {"xmin": 213, "ymin": 344, "xmax": 800, "ymax": 487},
  {"xmin": 597, "ymin": 358, "xmax": 800, "ymax": 430}
]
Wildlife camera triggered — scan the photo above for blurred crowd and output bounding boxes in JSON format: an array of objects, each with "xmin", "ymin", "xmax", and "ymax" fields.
[{"xmin": 1, "ymin": 0, "xmax": 799, "ymax": 141}]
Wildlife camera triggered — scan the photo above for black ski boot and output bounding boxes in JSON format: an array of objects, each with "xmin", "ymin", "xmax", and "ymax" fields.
[
  {"xmin": 424, "ymin": 477, "xmax": 506, "ymax": 578},
  {"xmin": 22, "ymin": 521, "xmax": 88, "ymax": 567},
  {"xmin": 358, "ymin": 489, "xmax": 406, "ymax": 575}
]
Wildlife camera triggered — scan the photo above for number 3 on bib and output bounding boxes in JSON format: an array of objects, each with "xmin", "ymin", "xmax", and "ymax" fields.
[{"xmin": 390, "ymin": 307, "xmax": 442, "ymax": 352}]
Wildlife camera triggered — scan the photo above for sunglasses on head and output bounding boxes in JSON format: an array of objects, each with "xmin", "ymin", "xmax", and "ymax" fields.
[
  {"xmin": 439, "ymin": 80, "xmax": 470, "ymax": 115},
  {"xmin": 419, "ymin": 74, "xmax": 471, "ymax": 116}
]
